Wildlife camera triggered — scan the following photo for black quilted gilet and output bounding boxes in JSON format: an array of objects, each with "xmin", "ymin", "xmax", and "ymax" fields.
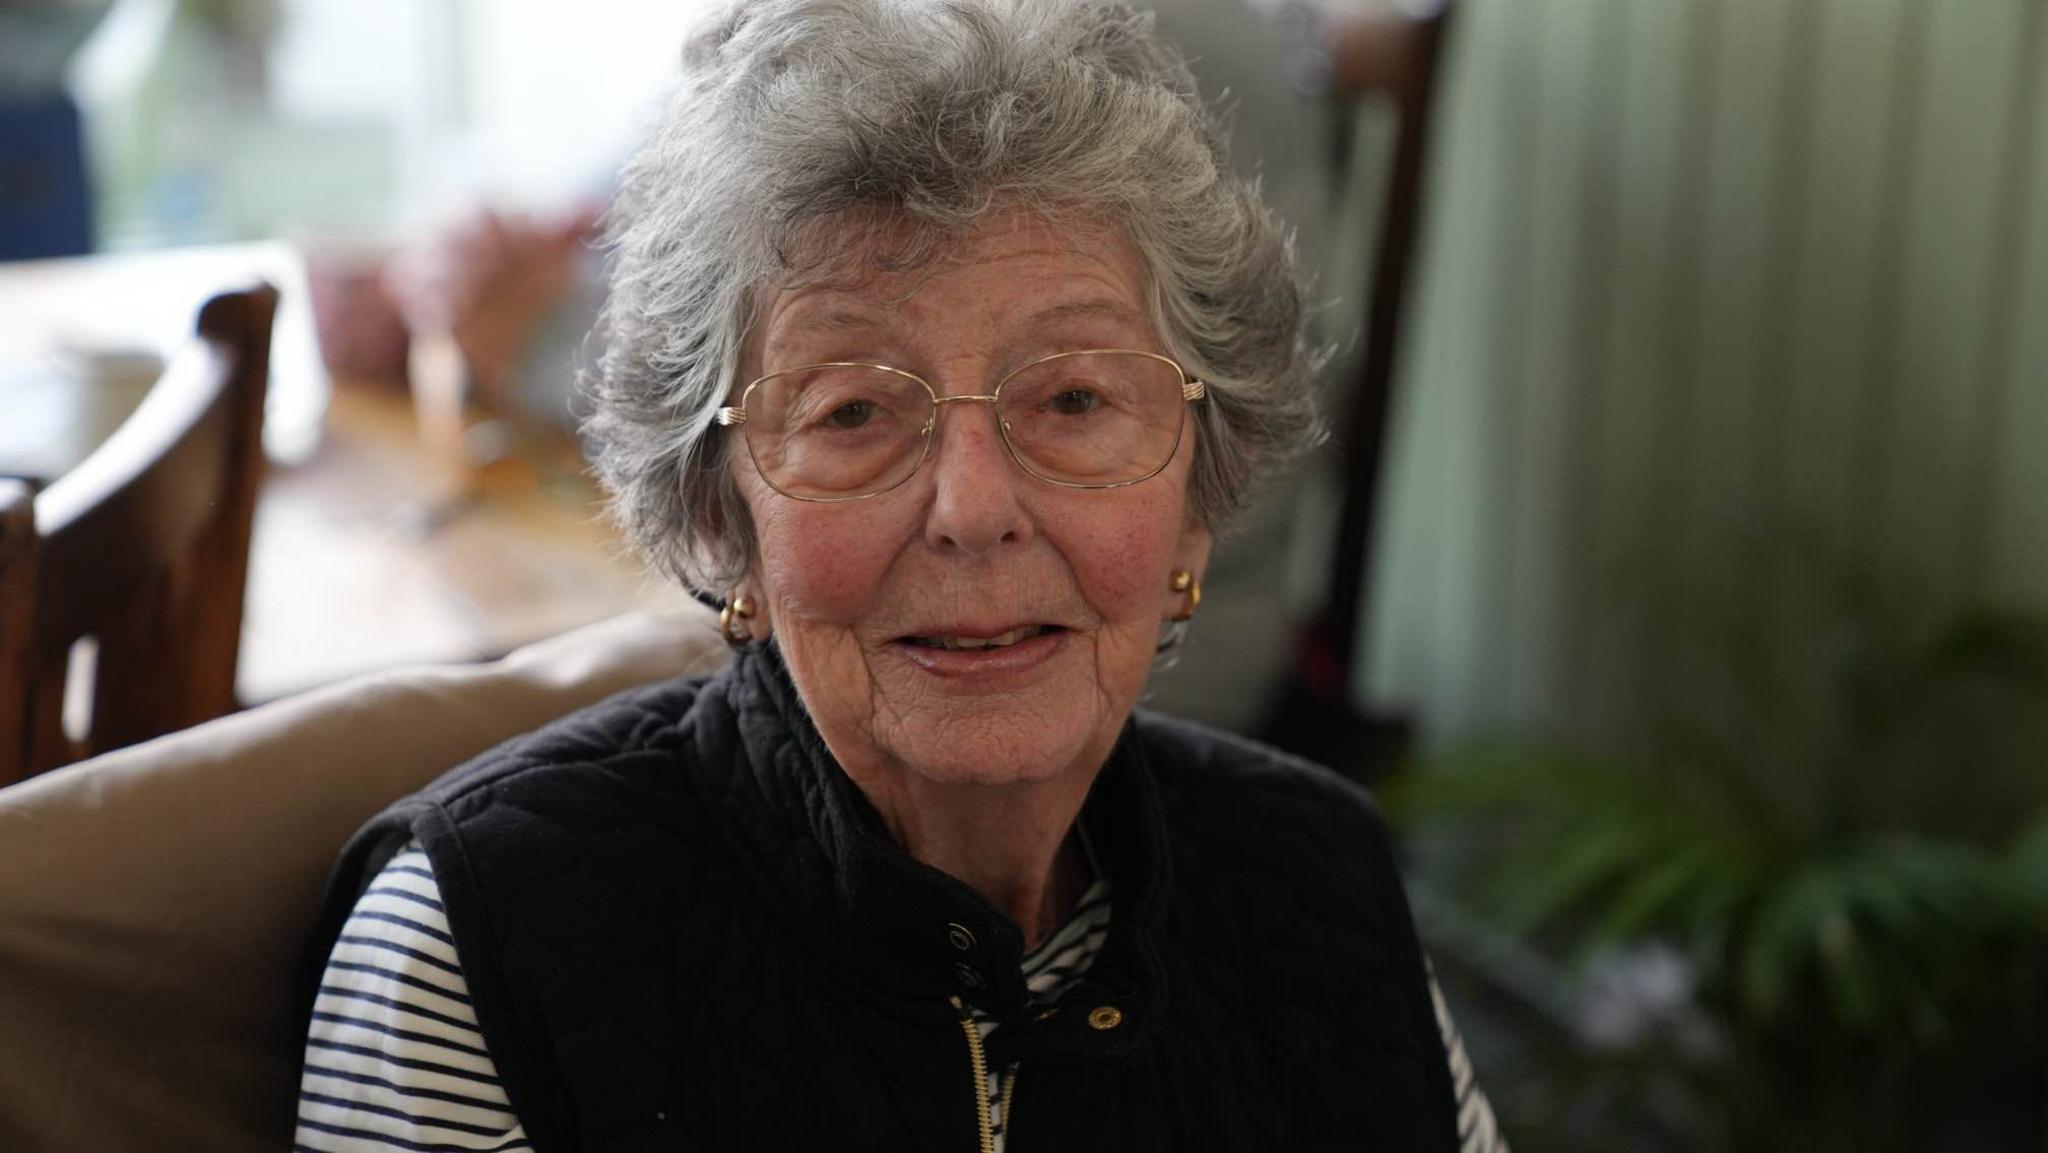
[{"xmin": 302, "ymin": 645, "xmax": 1462, "ymax": 1152}]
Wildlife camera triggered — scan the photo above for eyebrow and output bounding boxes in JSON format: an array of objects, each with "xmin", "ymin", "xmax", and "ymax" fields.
[
  {"xmin": 776, "ymin": 308, "xmax": 888, "ymax": 340},
  {"xmin": 1022, "ymin": 298, "xmax": 1147, "ymax": 330},
  {"xmin": 778, "ymin": 297, "xmax": 1146, "ymax": 341}
]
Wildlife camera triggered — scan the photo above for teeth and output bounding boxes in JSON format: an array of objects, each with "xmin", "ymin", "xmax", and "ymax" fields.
[{"xmin": 911, "ymin": 625, "xmax": 1049, "ymax": 651}]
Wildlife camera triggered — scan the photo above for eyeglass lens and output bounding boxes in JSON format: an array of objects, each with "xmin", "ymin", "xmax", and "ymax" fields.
[{"xmin": 742, "ymin": 351, "xmax": 1187, "ymax": 500}]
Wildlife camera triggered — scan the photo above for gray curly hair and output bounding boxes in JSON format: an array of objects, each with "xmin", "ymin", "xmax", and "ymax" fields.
[{"xmin": 583, "ymin": 0, "xmax": 1323, "ymax": 591}]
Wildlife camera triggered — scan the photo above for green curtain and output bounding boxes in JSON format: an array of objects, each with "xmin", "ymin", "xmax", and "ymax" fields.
[{"xmin": 1362, "ymin": 0, "xmax": 2048, "ymax": 744}]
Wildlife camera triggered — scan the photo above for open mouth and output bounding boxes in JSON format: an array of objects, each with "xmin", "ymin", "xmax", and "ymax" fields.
[{"xmin": 899, "ymin": 624, "xmax": 1062, "ymax": 651}]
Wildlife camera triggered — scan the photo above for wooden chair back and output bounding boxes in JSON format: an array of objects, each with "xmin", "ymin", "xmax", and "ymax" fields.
[
  {"xmin": 1263, "ymin": 2, "xmax": 1455, "ymax": 772},
  {"xmin": 0, "ymin": 285, "xmax": 278, "ymax": 786}
]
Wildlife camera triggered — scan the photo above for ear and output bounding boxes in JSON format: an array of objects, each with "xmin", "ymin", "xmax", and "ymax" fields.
[
  {"xmin": 1164, "ymin": 516, "xmax": 1214, "ymax": 621},
  {"xmin": 738, "ymin": 582, "xmax": 774, "ymax": 642},
  {"xmin": 720, "ymin": 577, "xmax": 774, "ymax": 645}
]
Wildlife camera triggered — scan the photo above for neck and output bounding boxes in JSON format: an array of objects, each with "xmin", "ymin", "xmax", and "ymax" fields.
[{"xmin": 863, "ymin": 773, "xmax": 1095, "ymax": 950}]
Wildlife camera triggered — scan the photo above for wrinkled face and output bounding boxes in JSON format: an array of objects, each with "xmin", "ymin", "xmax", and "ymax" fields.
[{"xmin": 730, "ymin": 212, "xmax": 1210, "ymax": 791}]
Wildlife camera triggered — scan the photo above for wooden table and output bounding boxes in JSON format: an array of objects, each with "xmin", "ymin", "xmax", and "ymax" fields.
[
  {"xmin": 241, "ymin": 381, "xmax": 691, "ymax": 700},
  {"xmin": 0, "ymin": 243, "xmax": 689, "ymax": 704}
]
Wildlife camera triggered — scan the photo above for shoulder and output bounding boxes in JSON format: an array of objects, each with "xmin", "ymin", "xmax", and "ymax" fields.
[
  {"xmin": 323, "ymin": 664, "xmax": 741, "ymax": 873},
  {"xmin": 415, "ymin": 666, "xmax": 730, "ymax": 815},
  {"xmin": 307, "ymin": 667, "xmax": 739, "ymax": 982},
  {"xmin": 392, "ymin": 665, "xmax": 747, "ymax": 918},
  {"xmin": 1130, "ymin": 709, "xmax": 1411, "ymax": 922},
  {"xmin": 1131, "ymin": 708, "xmax": 1390, "ymax": 840},
  {"xmin": 303, "ymin": 672, "xmax": 750, "ymax": 1149},
  {"xmin": 1128, "ymin": 711, "xmax": 1461, "ymax": 1136}
]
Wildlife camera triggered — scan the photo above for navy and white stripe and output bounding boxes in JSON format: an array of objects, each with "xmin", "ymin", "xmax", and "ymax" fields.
[
  {"xmin": 293, "ymin": 847, "xmax": 530, "ymax": 1152},
  {"xmin": 298, "ymin": 846, "xmax": 1508, "ymax": 1153},
  {"xmin": 1431, "ymin": 963, "xmax": 1507, "ymax": 1153}
]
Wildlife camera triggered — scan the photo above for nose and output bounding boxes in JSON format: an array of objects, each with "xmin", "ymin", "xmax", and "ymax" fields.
[{"xmin": 921, "ymin": 398, "xmax": 1034, "ymax": 555}]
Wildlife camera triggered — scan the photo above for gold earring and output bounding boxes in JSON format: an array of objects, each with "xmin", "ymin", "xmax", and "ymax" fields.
[
  {"xmin": 1169, "ymin": 570, "xmax": 1201, "ymax": 623},
  {"xmin": 718, "ymin": 591, "xmax": 756, "ymax": 648}
]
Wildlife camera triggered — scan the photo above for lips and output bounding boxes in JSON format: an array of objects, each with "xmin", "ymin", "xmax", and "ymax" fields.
[
  {"xmin": 900, "ymin": 624, "xmax": 1060, "ymax": 651},
  {"xmin": 890, "ymin": 622, "xmax": 1068, "ymax": 679}
]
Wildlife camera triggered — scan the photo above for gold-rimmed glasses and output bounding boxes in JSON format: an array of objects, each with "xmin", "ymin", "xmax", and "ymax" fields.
[{"xmin": 715, "ymin": 348, "xmax": 1206, "ymax": 502}]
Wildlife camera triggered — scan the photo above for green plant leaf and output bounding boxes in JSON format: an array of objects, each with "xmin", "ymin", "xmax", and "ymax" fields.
[
  {"xmin": 1740, "ymin": 864, "xmax": 1852, "ymax": 1025},
  {"xmin": 1589, "ymin": 841, "xmax": 1734, "ymax": 946},
  {"xmin": 2004, "ymin": 811, "xmax": 2048, "ymax": 914},
  {"xmin": 1489, "ymin": 820, "xmax": 1659, "ymax": 935}
]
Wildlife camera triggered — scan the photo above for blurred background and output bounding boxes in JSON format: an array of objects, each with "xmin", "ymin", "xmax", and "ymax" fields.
[{"xmin": 2, "ymin": 0, "xmax": 2044, "ymax": 1149}]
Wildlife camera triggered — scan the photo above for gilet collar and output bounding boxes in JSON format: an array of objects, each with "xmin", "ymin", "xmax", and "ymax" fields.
[{"xmin": 715, "ymin": 643, "xmax": 1171, "ymax": 1062}]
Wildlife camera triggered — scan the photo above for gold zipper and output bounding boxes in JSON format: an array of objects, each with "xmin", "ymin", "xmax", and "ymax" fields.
[{"xmin": 951, "ymin": 996, "xmax": 996, "ymax": 1153}]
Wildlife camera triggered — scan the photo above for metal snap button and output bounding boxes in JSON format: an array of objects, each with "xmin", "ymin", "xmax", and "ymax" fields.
[
  {"xmin": 1087, "ymin": 1005, "xmax": 1123, "ymax": 1030},
  {"xmin": 947, "ymin": 922, "xmax": 976, "ymax": 951},
  {"xmin": 955, "ymin": 963, "xmax": 985, "ymax": 989}
]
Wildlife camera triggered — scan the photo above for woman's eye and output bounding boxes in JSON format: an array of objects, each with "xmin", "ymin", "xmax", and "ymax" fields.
[
  {"xmin": 823, "ymin": 399, "xmax": 876, "ymax": 429},
  {"xmin": 1049, "ymin": 388, "xmax": 1099, "ymax": 415}
]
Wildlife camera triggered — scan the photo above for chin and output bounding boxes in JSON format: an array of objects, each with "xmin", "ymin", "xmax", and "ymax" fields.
[{"xmin": 884, "ymin": 714, "xmax": 1103, "ymax": 789}]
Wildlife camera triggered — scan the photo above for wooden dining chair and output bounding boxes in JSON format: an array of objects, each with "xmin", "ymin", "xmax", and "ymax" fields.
[
  {"xmin": 1260, "ymin": 0, "xmax": 1456, "ymax": 776},
  {"xmin": 0, "ymin": 285, "xmax": 278, "ymax": 787}
]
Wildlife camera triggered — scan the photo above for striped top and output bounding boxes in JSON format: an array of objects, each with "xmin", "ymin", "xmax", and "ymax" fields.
[
  {"xmin": 294, "ymin": 847, "xmax": 526, "ymax": 1153},
  {"xmin": 296, "ymin": 846, "xmax": 1507, "ymax": 1152}
]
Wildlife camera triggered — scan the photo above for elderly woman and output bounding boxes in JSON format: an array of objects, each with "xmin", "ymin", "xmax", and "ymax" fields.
[{"xmin": 295, "ymin": 2, "xmax": 1503, "ymax": 1150}]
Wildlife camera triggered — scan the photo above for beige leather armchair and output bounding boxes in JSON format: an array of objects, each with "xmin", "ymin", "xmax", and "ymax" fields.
[{"xmin": 0, "ymin": 605, "xmax": 731, "ymax": 1153}]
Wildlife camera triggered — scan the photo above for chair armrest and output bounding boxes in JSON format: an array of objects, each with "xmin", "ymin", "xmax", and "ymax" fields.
[{"xmin": 0, "ymin": 604, "xmax": 729, "ymax": 1153}]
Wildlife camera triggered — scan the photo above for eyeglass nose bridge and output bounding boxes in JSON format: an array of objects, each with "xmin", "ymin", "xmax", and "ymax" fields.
[{"xmin": 917, "ymin": 391, "xmax": 1005, "ymax": 437}]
